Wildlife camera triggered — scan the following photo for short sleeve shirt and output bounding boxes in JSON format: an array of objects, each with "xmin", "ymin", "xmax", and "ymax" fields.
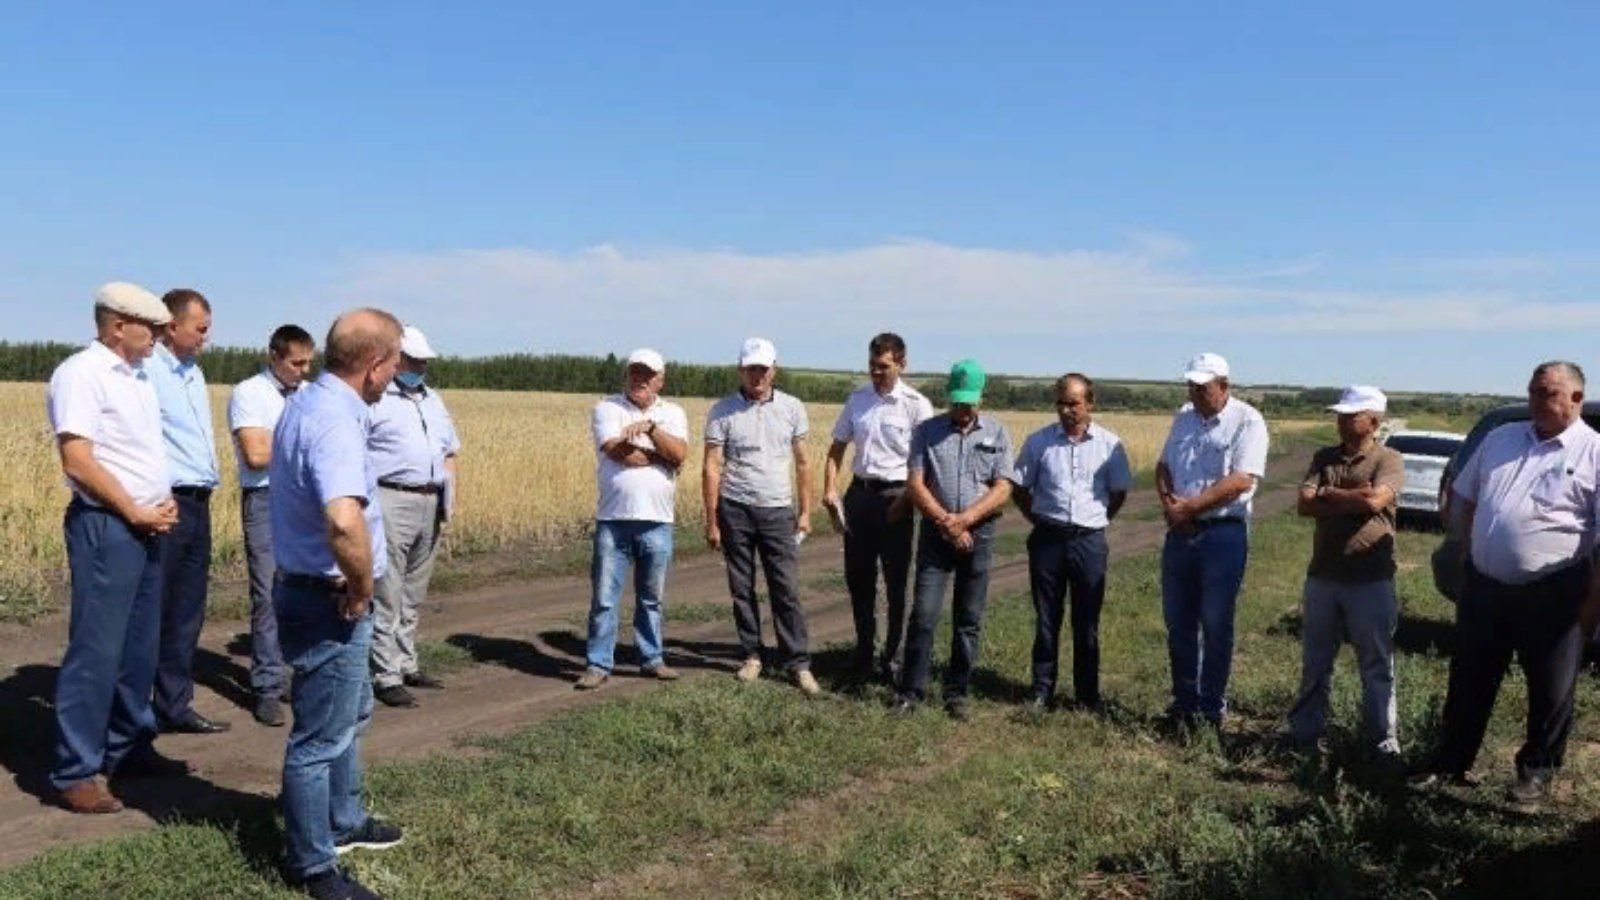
[
  {"xmin": 1301, "ymin": 443, "xmax": 1405, "ymax": 583},
  {"xmin": 830, "ymin": 381, "xmax": 935, "ymax": 481},
  {"xmin": 1159, "ymin": 397, "xmax": 1270, "ymax": 520},
  {"xmin": 146, "ymin": 344, "xmax": 220, "ymax": 488},
  {"xmin": 46, "ymin": 341, "xmax": 171, "ymax": 508},
  {"xmin": 1453, "ymin": 419, "xmax": 1600, "ymax": 584},
  {"xmin": 269, "ymin": 372, "xmax": 387, "ymax": 580},
  {"xmin": 367, "ymin": 384, "xmax": 462, "ymax": 487},
  {"xmin": 1008, "ymin": 421, "xmax": 1133, "ymax": 529},
  {"xmin": 592, "ymin": 394, "xmax": 690, "ymax": 523},
  {"xmin": 909, "ymin": 414, "xmax": 1014, "ymax": 517},
  {"xmin": 228, "ymin": 370, "xmax": 300, "ymax": 490},
  {"xmin": 704, "ymin": 389, "xmax": 809, "ymax": 508}
]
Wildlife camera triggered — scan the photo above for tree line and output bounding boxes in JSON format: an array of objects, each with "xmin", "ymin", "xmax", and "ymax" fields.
[{"xmin": 0, "ymin": 341, "xmax": 1513, "ymax": 417}]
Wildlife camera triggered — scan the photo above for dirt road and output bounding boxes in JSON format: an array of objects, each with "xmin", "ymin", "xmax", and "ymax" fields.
[{"xmin": 0, "ymin": 449, "xmax": 1311, "ymax": 868}]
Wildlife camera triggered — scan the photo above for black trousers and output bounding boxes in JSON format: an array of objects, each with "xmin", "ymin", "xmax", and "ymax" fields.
[
  {"xmin": 1027, "ymin": 523, "xmax": 1109, "ymax": 704},
  {"xmin": 718, "ymin": 499, "xmax": 811, "ymax": 671},
  {"xmin": 1435, "ymin": 560, "xmax": 1588, "ymax": 778},
  {"xmin": 842, "ymin": 479, "xmax": 914, "ymax": 672},
  {"xmin": 154, "ymin": 492, "xmax": 212, "ymax": 724}
]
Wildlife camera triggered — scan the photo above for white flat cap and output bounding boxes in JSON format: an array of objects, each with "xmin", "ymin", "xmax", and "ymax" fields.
[
  {"xmin": 401, "ymin": 325, "xmax": 437, "ymax": 360},
  {"xmin": 1182, "ymin": 352, "xmax": 1230, "ymax": 385},
  {"xmin": 1328, "ymin": 385, "xmax": 1387, "ymax": 414},
  {"xmin": 94, "ymin": 282, "xmax": 171, "ymax": 326},
  {"xmin": 738, "ymin": 337, "xmax": 777, "ymax": 368},
  {"xmin": 627, "ymin": 348, "xmax": 665, "ymax": 372}
]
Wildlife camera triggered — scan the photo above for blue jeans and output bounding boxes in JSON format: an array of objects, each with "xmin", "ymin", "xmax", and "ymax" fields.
[
  {"xmin": 585, "ymin": 520, "xmax": 674, "ymax": 672},
  {"xmin": 51, "ymin": 502, "xmax": 163, "ymax": 790},
  {"xmin": 901, "ymin": 518, "xmax": 996, "ymax": 703},
  {"xmin": 1161, "ymin": 520, "xmax": 1249, "ymax": 722},
  {"xmin": 154, "ymin": 492, "xmax": 212, "ymax": 724},
  {"xmin": 276, "ymin": 576, "xmax": 375, "ymax": 880}
]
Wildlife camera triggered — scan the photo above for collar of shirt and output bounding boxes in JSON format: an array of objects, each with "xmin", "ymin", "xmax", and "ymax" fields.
[
  {"xmin": 318, "ymin": 371, "xmax": 371, "ymax": 419},
  {"xmin": 1053, "ymin": 421, "xmax": 1098, "ymax": 445},
  {"xmin": 1528, "ymin": 418, "xmax": 1593, "ymax": 449},
  {"xmin": 153, "ymin": 343, "xmax": 201, "ymax": 378},
  {"xmin": 87, "ymin": 339, "xmax": 140, "ymax": 377},
  {"xmin": 263, "ymin": 367, "xmax": 300, "ymax": 397}
]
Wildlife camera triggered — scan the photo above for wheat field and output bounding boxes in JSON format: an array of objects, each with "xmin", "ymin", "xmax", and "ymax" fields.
[{"xmin": 0, "ymin": 381, "xmax": 1300, "ymax": 620}]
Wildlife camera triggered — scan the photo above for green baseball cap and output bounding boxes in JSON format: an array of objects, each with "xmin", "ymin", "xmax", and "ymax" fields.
[{"xmin": 947, "ymin": 358, "xmax": 986, "ymax": 405}]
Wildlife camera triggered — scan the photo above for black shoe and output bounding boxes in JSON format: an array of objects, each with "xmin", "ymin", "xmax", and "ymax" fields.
[
  {"xmin": 890, "ymin": 696, "xmax": 919, "ymax": 716},
  {"xmin": 295, "ymin": 866, "xmax": 387, "ymax": 900},
  {"xmin": 1026, "ymin": 693, "xmax": 1051, "ymax": 713},
  {"xmin": 374, "ymin": 684, "xmax": 418, "ymax": 708},
  {"xmin": 945, "ymin": 699, "xmax": 970, "ymax": 722},
  {"xmin": 403, "ymin": 671, "xmax": 444, "ymax": 690},
  {"xmin": 1509, "ymin": 770, "xmax": 1555, "ymax": 807},
  {"xmin": 112, "ymin": 749, "xmax": 194, "ymax": 781},
  {"xmin": 254, "ymin": 696, "xmax": 286, "ymax": 727},
  {"xmin": 161, "ymin": 713, "xmax": 232, "ymax": 735},
  {"xmin": 336, "ymin": 817, "xmax": 404, "ymax": 855}
]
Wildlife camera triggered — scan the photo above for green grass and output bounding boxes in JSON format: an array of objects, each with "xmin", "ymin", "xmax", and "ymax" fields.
[
  {"xmin": 663, "ymin": 601, "xmax": 725, "ymax": 624},
  {"xmin": 415, "ymin": 640, "xmax": 474, "ymax": 676},
  {"xmin": 4, "ymin": 513, "xmax": 1598, "ymax": 899}
]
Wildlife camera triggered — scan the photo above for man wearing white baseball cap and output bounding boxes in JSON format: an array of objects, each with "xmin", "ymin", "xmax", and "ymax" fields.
[
  {"xmin": 47, "ymin": 283, "xmax": 188, "ymax": 814},
  {"xmin": 575, "ymin": 348, "xmax": 690, "ymax": 690},
  {"xmin": 1287, "ymin": 385, "xmax": 1405, "ymax": 761},
  {"xmin": 703, "ymin": 337, "xmax": 821, "ymax": 696},
  {"xmin": 1155, "ymin": 352, "xmax": 1269, "ymax": 731},
  {"xmin": 366, "ymin": 324, "xmax": 462, "ymax": 708}
]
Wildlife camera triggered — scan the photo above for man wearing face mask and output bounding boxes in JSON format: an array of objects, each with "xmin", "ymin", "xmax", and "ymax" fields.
[
  {"xmin": 229, "ymin": 324, "xmax": 317, "ymax": 727},
  {"xmin": 1155, "ymin": 352, "xmax": 1269, "ymax": 733},
  {"xmin": 703, "ymin": 337, "xmax": 820, "ymax": 696},
  {"xmin": 896, "ymin": 359, "xmax": 1014, "ymax": 721},
  {"xmin": 366, "ymin": 325, "xmax": 462, "ymax": 709}
]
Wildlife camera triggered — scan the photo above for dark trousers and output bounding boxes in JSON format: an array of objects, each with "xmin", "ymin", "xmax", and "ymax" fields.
[
  {"xmin": 242, "ymin": 488, "xmax": 287, "ymax": 698},
  {"xmin": 901, "ymin": 518, "xmax": 996, "ymax": 703},
  {"xmin": 154, "ymin": 492, "xmax": 212, "ymax": 724},
  {"xmin": 51, "ymin": 502, "xmax": 162, "ymax": 790},
  {"xmin": 1160, "ymin": 521, "xmax": 1249, "ymax": 722},
  {"xmin": 1435, "ymin": 560, "xmax": 1589, "ymax": 778},
  {"xmin": 1027, "ymin": 523, "xmax": 1109, "ymax": 704},
  {"xmin": 718, "ymin": 499, "xmax": 810, "ymax": 671},
  {"xmin": 842, "ymin": 479, "xmax": 914, "ymax": 671}
]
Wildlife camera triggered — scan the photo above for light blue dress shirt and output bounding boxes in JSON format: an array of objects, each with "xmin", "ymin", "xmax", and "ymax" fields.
[
  {"xmin": 269, "ymin": 372, "xmax": 387, "ymax": 581},
  {"xmin": 1009, "ymin": 421, "xmax": 1133, "ymax": 529},
  {"xmin": 367, "ymin": 384, "xmax": 462, "ymax": 486},
  {"xmin": 147, "ymin": 344, "xmax": 220, "ymax": 488}
]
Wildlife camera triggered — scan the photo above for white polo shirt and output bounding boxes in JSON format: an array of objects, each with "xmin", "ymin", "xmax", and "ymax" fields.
[
  {"xmin": 1454, "ymin": 418, "xmax": 1600, "ymax": 584},
  {"xmin": 1159, "ymin": 397, "xmax": 1270, "ymax": 520},
  {"xmin": 46, "ymin": 340, "xmax": 172, "ymax": 508},
  {"xmin": 592, "ymin": 393, "xmax": 690, "ymax": 523},
  {"xmin": 830, "ymin": 380, "xmax": 935, "ymax": 481},
  {"xmin": 228, "ymin": 369, "xmax": 300, "ymax": 490}
]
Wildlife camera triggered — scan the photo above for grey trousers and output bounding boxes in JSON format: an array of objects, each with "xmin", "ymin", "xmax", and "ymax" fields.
[
  {"xmin": 372, "ymin": 488, "xmax": 442, "ymax": 689},
  {"xmin": 718, "ymin": 499, "xmax": 810, "ymax": 671},
  {"xmin": 1287, "ymin": 576, "xmax": 1399, "ymax": 753},
  {"xmin": 241, "ymin": 488, "xmax": 287, "ymax": 698}
]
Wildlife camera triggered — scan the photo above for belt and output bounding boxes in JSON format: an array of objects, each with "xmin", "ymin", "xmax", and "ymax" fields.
[
  {"xmin": 241, "ymin": 486, "xmax": 269, "ymax": 496},
  {"xmin": 171, "ymin": 485, "xmax": 214, "ymax": 501},
  {"xmin": 853, "ymin": 478, "xmax": 906, "ymax": 491},
  {"xmin": 278, "ymin": 572, "xmax": 343, "ymax": 592},
  {"xmin": 379, "ymin": 481, "xmax": 442, "ymax": 495},
  {"xmin": 1037, "ymin": 520, "xmax": 1104, "ymax": 538},
  {"xmin": 1194, "ymin": 516, "xmax": 1245, "ymax": 529}
]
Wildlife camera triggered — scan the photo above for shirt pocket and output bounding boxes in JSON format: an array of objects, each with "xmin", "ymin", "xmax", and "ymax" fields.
[
  {"xmin": 1531, "ymin": 466, "xmax": 1590, "ymax": 515},
  {"xmin": 880, "ymin": 420, "xmax": 912, "ymax": 457}
]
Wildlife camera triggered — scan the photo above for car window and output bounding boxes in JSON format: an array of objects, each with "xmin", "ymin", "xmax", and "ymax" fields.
[{"xmin": 1385, "ymin": 436, "xmax": 1463, "ymax": 458}]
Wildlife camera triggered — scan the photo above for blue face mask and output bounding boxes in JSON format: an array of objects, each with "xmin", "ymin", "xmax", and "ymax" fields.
[{"xmin": 395, "ymin": 371, "xmax": 425, "ymax": 390}]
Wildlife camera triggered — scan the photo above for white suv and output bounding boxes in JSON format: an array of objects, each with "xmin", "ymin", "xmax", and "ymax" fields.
[{"xmin": 1382, "ymin": 430, "xmax": 1466, "ymax": 524}]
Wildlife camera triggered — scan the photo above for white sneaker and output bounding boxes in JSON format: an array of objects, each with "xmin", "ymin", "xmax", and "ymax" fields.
[
  {"xmin": 794, "ymin": 669, "xmax": 821, "ymax": 697},
  {"xmin": 735, "ymin": 657, "xmax": 763, "ymax": 683}
]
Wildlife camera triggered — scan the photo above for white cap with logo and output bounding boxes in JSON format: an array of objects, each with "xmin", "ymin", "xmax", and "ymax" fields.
[
  {"xmin": 1328, "ymin": 385, "xmax": 1387, "ymax": 414},
  {"xmin": 401, "ymin": 325, "xmax": 438, "ymax": 360},
  {"xmin": 94, "ymin": 282, "xmax": 171, "ymax": 326},
  {"xmin": 1182, "ymin": 352, "xmax": 1230, "ymax": 385},
  {"xmin": 738, "ymin": 337, "xmax": 777, "ymax": 368},
  {"xmin": 627, "ymin": 348, "xmax": 665, "ymax": 373}
]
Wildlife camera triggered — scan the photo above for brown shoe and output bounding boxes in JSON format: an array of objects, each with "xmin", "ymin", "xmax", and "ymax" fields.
[
  {"xmin": 60, "ymin": 778, "xmax": 122, "ymax": 815},
  {"xmin": 643, "ymin": 664, "xmax": 680, "ymax": 681},
  {"xmin": 574, "ymin": 668, "xmax": 610, "ymax": 691}
]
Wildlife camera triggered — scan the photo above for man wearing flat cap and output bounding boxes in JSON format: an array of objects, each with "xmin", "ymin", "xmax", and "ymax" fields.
[
  {"xmin": 366, "ymin": 325, "xmax": 462, "ymax": 708},
  {"xmin": 1155, "ymin": 352, "xmax": 1269, "ymax": 731},
  {"xmin": 1287, "ymin": 385, "xmax": 1404, "ymax": 760},
  {"xmin": 703, "ymin": 337, "xmax": 821, "ymax": 696},
  {"xmin": 46, "ymin": 283, "xmax": 189, "ymax": 815},
  {"xmin": 575, "ymin": 349, "xmax": 690, "ymax": 690}
]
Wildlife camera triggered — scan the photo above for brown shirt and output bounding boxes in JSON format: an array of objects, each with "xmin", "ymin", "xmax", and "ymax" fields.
[{"xmin": 1302, "ymin": 442, "xmax": 1405, "ymax": 583}]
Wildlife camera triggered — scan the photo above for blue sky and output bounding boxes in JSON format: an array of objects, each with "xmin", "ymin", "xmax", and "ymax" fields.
[{"xmin": 2, "ymin": 1, "xmax": 1596, "ymax": 394}]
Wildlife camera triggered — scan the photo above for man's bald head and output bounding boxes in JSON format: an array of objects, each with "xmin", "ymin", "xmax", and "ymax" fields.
[{"xmin": 324, "ymin": 308, "xmax": 403, "ymax": 376}]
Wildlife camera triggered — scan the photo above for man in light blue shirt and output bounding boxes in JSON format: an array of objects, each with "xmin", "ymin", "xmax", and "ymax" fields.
[
  {"xmin": 145, "ymin": 288, "xmax": 230, "ymax": 735},
  {"xmin": 1009, "ymin": 373, "xmax": 1132, "ymax": 710},
  {"xmin": 270, "ymin": 308, "xmax": 404, "ymax": 900},
  {"xmin": 366, "ymin": 325, "xmax": 462, "ymax": 709}
]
